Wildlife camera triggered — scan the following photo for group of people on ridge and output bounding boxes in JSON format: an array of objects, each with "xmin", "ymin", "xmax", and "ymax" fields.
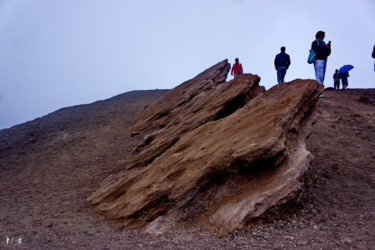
[{"xmin": 231, "ymin": 30, "xmax": 375, "ymax": 89}]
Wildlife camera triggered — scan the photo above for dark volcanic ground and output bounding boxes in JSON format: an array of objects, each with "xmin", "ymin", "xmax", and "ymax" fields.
[{"xmin": 1, "ymin": 88, "xmax": 375, "ymax": 249}]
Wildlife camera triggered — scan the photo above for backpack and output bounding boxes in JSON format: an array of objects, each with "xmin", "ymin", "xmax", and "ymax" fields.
[
  {"xmin": 308, "ymin": 40, "xmax": 319, "ymax": 64},
  {"xmin": 307, "ymin": 49, "xmax": 316, "ymax": 64}
]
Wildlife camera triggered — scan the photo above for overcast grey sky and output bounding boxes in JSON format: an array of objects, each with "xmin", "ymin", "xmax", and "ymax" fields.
[{"xmin": 1, "ymin": 0, "xmax": 375, "ymax": 129}]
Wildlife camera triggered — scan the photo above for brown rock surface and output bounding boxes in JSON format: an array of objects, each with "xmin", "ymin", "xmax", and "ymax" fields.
[
  {"xmin": 127, "ymin": 59, "xmax": 264, "ymax": 170},
  {"xmin": 88, "ymin": 61, "xmax": 324, "ymax": 234}
]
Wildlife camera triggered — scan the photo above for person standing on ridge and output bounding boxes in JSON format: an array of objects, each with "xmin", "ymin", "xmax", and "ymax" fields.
[
  {"xmin": 372, "ymin": 44, "xmax": 375, "ymax": 72},
  {"xmin": 274, "ymin": 46, "xmax": 291, "ymax": 84},
  {"xmin": 231, "ymin": 58, "xmax": 243, "ymax": 78},
  {"xmin": 339, "ymin": 71, "xmax": 350, "ymax": 89},
  {"xmin": 311, "ymin": 31, "xmax": 331, "ymax": 84},
  {"xmin": 333, "ymin": 69, "xmax": 340, "ymax": 90}
]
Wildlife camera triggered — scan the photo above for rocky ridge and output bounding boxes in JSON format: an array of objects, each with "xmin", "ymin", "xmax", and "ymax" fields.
[{"xmin": 88, "ymin": 60, "xmax": 324, "ymax": 234}]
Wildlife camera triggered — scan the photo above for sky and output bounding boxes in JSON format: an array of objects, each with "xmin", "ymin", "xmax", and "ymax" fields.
[{"xmin": 1, "ymin": 0, "xmax": 375, "ymax": 129}]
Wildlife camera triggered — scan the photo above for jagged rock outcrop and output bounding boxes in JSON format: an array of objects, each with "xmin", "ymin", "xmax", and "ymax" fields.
[
  {"xmin": 88, "ymin": 60, "xmax": 323, "ymax": 234},
  {"xmin": 128, "ymin": 60, "xmax": 265, "ymax": 170}
]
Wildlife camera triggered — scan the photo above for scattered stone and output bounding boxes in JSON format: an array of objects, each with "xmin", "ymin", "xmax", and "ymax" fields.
[
  {"xmin": 130, "ymin": 131, "xmax": 139, "ymax": 137},
  {"xmin": 359, "ymin": 96, "xmax": 369, "ymax": 104}
]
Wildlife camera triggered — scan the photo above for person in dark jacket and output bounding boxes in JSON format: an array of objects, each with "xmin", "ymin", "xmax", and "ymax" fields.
[
  {"xmin": 274, "ymin": 46, "xmax": 291, "ymax": 84},
  {"xmin": 333, "ymin": 69, "xmax": 340, "ymax": 90},
  {"xmin": 339, "ymin": 71, "xmax": 350, "ymax": 89},
  {"xmin": 372, "ymin": 44, "xmax": 375, "ymax": 72},
  {"xmin": 311, "ymin": 31, "xmax": 331, "ymax": 84}
]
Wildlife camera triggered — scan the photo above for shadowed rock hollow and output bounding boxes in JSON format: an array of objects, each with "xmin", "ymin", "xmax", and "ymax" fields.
[{"xmin": 88, "ymin": 60, "xmax": 324, "ymax": 234}]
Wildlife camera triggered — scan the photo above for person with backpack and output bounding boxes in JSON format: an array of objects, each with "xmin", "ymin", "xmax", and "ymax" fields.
[
  {"xmin": 274, "ymin": 46, "xmax": 291, "ymax": 84},
  {"xmin": 231, "ymin": 58, "xmax": 243, "ymax": 78},
  {"xmin": 311, "ymin": 31, "xmax": 331, "ymax": 84}
]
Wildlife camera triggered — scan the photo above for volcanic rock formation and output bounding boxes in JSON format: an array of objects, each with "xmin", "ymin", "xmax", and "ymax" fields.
[{"xmin": 88, "ymin": 60, "xmax": 324, "ymax": 234}]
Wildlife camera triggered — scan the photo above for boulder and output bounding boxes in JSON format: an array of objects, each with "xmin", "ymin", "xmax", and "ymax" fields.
[{"xmin": 88, "ymin": 60, "xmax": 323, "ymax": 234}]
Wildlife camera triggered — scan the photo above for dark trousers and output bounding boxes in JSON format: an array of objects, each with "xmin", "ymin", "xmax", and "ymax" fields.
[
  {"xmin": 277, "ymin": 67, "xmax": 287, "ymax": 84},
  {"xmin": 334, "ymin": 81, "xmax": 340, "ymax": 89}
]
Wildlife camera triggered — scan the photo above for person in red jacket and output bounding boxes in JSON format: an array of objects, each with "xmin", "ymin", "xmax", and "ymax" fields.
[{"xmin": 231, "ymin": 58, "xmax": 243, "ymax": 78}]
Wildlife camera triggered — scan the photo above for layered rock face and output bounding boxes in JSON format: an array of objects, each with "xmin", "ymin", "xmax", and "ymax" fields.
[
  {"xmin": 88, "ymin": 60, "xmax": 323, "ymax": 234},
  {"xmin": 128, "ymin": 60, "xmax": 265, "ymax": 170}
]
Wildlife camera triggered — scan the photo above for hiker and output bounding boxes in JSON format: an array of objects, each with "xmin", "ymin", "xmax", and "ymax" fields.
[
  {"xmin": 333, "ymin": 69, "xmax": 340, "ymax": 90},
  {"xmin": 372, "ymin": 44, "xmax": 375, "ymax": 72},
  {"xmin": 311, "ymin": 31, "xmax": 331, "ymax": 84},
  {"xmin": 274, "ymin": 46, "xmax": 291, "ymax": 84},
  {"xmin": 339, "ymin": 71, "xmax": 350, "ymax": 89},
  {"xmin": 231, "ymin": 58, "xmax": 243, "ymax": 78}
]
